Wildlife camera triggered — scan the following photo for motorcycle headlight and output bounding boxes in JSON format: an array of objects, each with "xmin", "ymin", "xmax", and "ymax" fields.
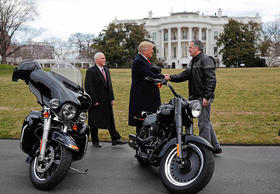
[
  {"xmin": 61, "ymin": 103, "xmax": 77, "ymax": 120},
  {"xmin": 189, "ymin": 101, "xmax": 202, "ymax": 118},
  {"xmin": 78, "ymin": 112, "xmax": 87, "ymax": 123},
  {"xmin": 49, "ymin": 98, "xmax": 60, "ymax": 109}
]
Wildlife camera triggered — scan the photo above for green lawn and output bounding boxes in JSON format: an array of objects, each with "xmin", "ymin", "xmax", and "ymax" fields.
[{"xmin": 1, "ymin": 64, "xmax": 280, "ymax": 144}]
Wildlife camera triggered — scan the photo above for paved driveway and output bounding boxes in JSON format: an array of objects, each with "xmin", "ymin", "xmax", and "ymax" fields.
[{"xmin": 0, "ymin": 140, "xmax": 280, "ymax": 194}]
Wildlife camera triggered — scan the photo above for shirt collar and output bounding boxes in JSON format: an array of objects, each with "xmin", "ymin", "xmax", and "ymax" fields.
[
  {"xmin": 193, "ymin": 52, "xmax": 202, "ymax": 61},
  {"xmin": 139, "ymin": 53, "xmax": 148, "ymax": 61},
  {"xmin": 96, "ymin": 64, "xmax": 104, "ymax": 72}
]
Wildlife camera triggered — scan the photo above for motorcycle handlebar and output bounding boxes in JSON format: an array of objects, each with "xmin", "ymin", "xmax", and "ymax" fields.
[
  {"xmin": 144, "ymin": 77, "xmax": 179, "ymax": 97},
  {"xmin": 144, "ymin": 77, "xmax": 167, "ymax": 84},
  {"xmin": 144, "ymin": 77, "xmax": 193, "ymax": 108}
]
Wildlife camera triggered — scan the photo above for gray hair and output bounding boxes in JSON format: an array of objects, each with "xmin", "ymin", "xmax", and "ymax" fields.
[
  {"xmin": 94, "ymin": 52, "xmax": 104, "ymax": 63},
  {"xmin": 138, "ymin": 41, "xmax": 154, "ymax": 53},
  {"xmin": 192, "ymin": 40, "xmax": 203, "ymax": 52}
]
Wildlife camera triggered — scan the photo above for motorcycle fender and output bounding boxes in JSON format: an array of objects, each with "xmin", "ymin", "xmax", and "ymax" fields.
[
  {"xmin": 184, "ymin": 135, "xmax": 214, "ymax": 151},
  {"xmin": 157, "ymin": 138, "xmax": 177, "ymax": 158},
  {"xmin": 51, "ymin": 131, "xmax": 79, "ymax": 152},
  {"xmin": 157, "ymin": 135, "xmax": 214, "ymax": 158}
]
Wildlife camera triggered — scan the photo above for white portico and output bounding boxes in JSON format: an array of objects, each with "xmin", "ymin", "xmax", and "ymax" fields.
[{"xmin": 114, "ymin": 9, "xmax": 261, "ymax": 68}]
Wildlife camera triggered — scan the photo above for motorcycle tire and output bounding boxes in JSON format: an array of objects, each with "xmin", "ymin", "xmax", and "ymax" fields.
[
  {"xmin": 29, "ymin": 142, "xmax": 72, "ymax": 190},
  {"xmin": 159, "ymin": 143, "xmax": 214, "ymax": 194}
]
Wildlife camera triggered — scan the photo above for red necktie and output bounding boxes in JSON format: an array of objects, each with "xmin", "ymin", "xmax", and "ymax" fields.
[
  {"xmin": 147, "ymin": 59, "xmax": 151, "ymax": 64},
  {"xmin": 102, "ymin": 68, "xmax": 107, "ymax": 81}
]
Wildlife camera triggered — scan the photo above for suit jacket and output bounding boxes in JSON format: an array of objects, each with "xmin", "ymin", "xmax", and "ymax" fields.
[
  {"xmin": 128, "ymin": 54, "xmax": 164, "ymax": 126},
  {"xmin": 85, "ymin": 65, "xmax": 115, "ymax": 129}
]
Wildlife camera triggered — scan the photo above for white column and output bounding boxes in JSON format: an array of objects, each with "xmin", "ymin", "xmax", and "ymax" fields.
[
  {"xmin": 199, "ymin": 28, "xmax": 202, "ymax": 41},
  {"xmin": 161, "ymin": 30, "xmax": 164, "ymax": 58},
  {"xmin": 188, "ymin": 27, "xmax": 192, "ymax": 59},
  {"xmin": 168, "ymin": 28, "xmax": 171, "ymax": 59},
  {"xmin": 189, "ymin": 27, "xmax": 192, "ymax": 41},
  {"xmin": 206, "ymin": 29, "xmax": 209, "ymax": 55},
  {"xmin": 177, "ymin": 27, "xmax": 181, "ymax": 67}
]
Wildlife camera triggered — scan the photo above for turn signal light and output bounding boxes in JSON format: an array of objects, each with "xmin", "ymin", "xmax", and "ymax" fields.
[
  {"xmin": 157, "ymin": 83, "xmax": 162, "ymax": 88},
  {"xmin": 72, "ymin": 124, "xmax": 78, "ymax": 131},
  {"xmin": 177, "ymin": 144, "xmax": 180, "ymax": 157},
  {"xmin": 43, "ymin": 112, "xmax": 50, "ymax": 118},
  {"xmin": 40, "ymin": 139, "xmax": 42, "ymax": 151},
  {"xmin": 70, "ymin": 144, "xmax": 79, "ymax": 150}
]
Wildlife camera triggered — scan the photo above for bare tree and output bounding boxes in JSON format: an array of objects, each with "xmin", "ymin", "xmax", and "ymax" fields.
[
  {"xmin": 68, "ymin": 33, "xmax": 95, "ymax": 62},
  {"xmin": 0, "ymin": 0, "xmax": 38, "ymax": 64},
  {"xmin": 44, "ymin": 37, "xmax": 74, "ymax": 60},
  {"xmin": 262, "ymin": 18, "xmax": 280, "ymax": 66}
]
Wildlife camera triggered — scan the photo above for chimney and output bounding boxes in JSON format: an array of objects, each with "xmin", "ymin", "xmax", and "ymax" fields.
[
  {"xmin": 148, "ymin": 10, "xmax": 153, "ymax": 19},
  {"xmin": 218, "ymin": 8, "xmax": 222, "ymax": 17}
]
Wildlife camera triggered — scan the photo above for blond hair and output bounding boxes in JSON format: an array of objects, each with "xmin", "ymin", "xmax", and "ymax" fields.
[{"xmin": 138, "ymin": 41, "xmax": 154, "ymax": 53}]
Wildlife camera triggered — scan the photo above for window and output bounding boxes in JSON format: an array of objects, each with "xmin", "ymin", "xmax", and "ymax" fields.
[
  {"xmin": 214, "ymin": 47, "xmax": 218, "ymax": 57},
  {"xmin": 152, "ymin": 32, "xmax": 157, "ymax": 41},
  {"xmin": 164, "ymin": 31, "xmax": 168, "ymax": 41},
  {"xmin": 164, "ymin": 47, "xmax": 167, "ymax": 57},
  {"xmin": 182, "ymin": 30, "xmax": 188, "ymax": 40},
  {"xmin": 172, "ymin": 31, "xmax": 177, "ymax": 40},
  {"xmin": 182, "ymin": 46, "xmax": 188, "ymax": 57},
  {"xmin": 202, "ymin": 31, "xmax": 206, "ymax": 40},
  {"xmin": 214, "ymin": 31, "xmax": 219, "ymax": 40},
  {"xmin": 173, "ymin": 47, "xmax": 177, "ymax": 58},
  {"xmin": 193, "ymin": 31, "xmax": 198, "ymax": 40}
]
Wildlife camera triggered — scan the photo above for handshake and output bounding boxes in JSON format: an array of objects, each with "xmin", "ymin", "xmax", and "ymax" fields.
[{"xmin": 164, "ymin": 74, "xmax": 171, "ymax": 81}]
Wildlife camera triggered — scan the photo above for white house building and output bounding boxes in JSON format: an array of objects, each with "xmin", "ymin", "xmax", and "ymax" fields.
[{"xmin": 114, "ymin": 9, "xmax": 261, "ymax": 68}]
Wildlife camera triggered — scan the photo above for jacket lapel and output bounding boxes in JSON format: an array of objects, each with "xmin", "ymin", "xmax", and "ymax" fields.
[
  {"xmin": 94, "ymin": 65, "xmax": 107, "ymax": 87},
  {"xmin": 139, "ymin": 54, "xmax": 151, "ymax": 69}
]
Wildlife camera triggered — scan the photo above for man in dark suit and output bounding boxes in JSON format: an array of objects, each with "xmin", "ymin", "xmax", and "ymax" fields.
[
  {"xmin": 85, "ymin": 52, "xmax": 126, "ymax": 147},
  {"xmin": 128, "ymin": 41, "xmax": 165, "ymax": 129}
]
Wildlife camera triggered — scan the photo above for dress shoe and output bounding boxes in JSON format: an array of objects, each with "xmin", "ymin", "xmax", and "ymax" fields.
[
  {"xmin": 112, "ymin": 139, "xmax": 127, "ymax": 146},
  {"xmin": 213, "ymin": 147, "xmax": 222, "ymax": 155},
  {"xmin": 92, "ymin": 142, "xmax": 101, "ymax": 148}
]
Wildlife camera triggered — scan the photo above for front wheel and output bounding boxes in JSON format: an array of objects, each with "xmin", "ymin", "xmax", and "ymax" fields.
[
  {"xmin": 160, "ymin": 143, "xmax": 214, "ymax": 194},
  {"xmin": 30, "ymin": 142, "xmax": 72, "ymax": 190}
]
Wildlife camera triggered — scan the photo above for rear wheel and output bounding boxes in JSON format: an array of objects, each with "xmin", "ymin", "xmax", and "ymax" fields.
[
  {"xmin": 160, "ymin": 143, "xmax": 214, "ymax": 194},
  {"xmin": 30, "ymin": 142, "xmax": 72, "ymax": 190}
]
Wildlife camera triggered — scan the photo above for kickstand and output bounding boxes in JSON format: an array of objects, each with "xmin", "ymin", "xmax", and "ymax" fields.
[{"xmin": 70, "ymin": 166, "xmax": 88, "ymax": 174}]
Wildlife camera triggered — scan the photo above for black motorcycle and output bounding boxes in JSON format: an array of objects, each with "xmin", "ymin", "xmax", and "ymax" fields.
[
  {"xmin": 12, "ymin": 60, "xmax": 92, "ymax": 190},
  {"xmin": 129, "ymin": 77, "xmax": 215, "ymax": 194}
]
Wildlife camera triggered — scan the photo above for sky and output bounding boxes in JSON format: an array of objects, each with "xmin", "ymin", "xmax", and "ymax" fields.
[{"xmin": 29, "ymin": 0, "xmax": 280, "ymax": 42}]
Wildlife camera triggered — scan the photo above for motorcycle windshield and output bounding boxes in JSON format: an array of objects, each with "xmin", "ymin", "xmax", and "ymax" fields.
[
  {"xmin": 28, "ymin": 69, "xmax": 81, "ymax": 107},
  {"xmin": 51, "ymin": 63, "xmax": 82, "ymax": 87}
]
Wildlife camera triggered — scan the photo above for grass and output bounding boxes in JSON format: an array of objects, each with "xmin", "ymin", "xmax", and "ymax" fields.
[{"xmin": 1, "ymin": 64, "xmax": 280, "ymax": 144}]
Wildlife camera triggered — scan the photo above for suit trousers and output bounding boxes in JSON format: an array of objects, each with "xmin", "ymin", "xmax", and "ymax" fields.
[
  {"xmin": 197, "ymin": 99, "xmax": 220, "ymax": 149},
  {"xmin": 91, "ymin": 121, "xmax": 121, "ymax": 143}
]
